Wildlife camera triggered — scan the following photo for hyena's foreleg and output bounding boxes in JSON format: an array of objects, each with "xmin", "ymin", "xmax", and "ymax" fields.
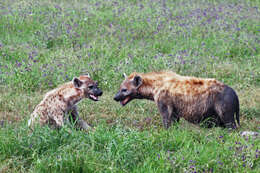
[
  {"xmin": 170, "ymin": 109, "xmax": 180, "ymax": 123},
  {"xmin": 69, "ymin": 106, "xmax": 92, "ymax": 131},
  {"xmin": 157, "ymin": 100, "xmax": 173, "ymax": 129}
]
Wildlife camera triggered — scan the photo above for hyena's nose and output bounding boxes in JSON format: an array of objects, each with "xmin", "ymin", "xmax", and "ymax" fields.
[
  {"xmin": 114, "ymin": 92, "xmax": 120, "ymax": 101},
  {"xmin": 99, "ymin": 90, "xmax": 103, "ymax": 96}
]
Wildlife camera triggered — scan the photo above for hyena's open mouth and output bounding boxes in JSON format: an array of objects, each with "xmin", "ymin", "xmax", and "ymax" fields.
[
  {"xmin": 89, "ymin": 94, "xmax": 99, "ymax": 101},
  {"xmin": 120, "ymin": 96, "xmax": 131, "ymax": 106}
]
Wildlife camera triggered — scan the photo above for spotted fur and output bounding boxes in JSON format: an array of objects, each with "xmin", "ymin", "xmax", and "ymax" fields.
[
  {"xmin": 114, "ymin": 71, "xmax": 240, "ymax": 129},
  {"xmin": 28, "ymin": 74, "xmax": 102, "ymax": 130}
]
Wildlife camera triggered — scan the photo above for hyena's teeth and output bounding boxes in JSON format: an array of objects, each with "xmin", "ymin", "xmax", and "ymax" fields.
[{"xmin": 90, "ymin": 94, "xmax": 98, "ymax": 101}]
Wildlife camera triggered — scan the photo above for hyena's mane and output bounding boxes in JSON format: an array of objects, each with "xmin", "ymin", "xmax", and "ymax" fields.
[
  {"xmin": 128, "ymin": 71, "xmax": 181, "ymax": 87},
  {"xmin": 129, "ymin": 71, "xmax": 224, "ymax": 97}
]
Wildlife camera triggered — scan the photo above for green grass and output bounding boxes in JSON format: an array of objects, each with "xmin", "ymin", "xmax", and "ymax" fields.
[
  {"xmin": 1, "ymin": 121, "xmax": 259, "ymax": 172},
  {"xmin": 0, "ymin": 0, "xmax": 260, "ymax": 172}
]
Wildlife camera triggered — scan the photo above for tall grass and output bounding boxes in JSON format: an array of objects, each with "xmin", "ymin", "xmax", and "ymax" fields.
[{"xmin": 1, "ymin": 122, "xmax": 259, "ymax": 172}]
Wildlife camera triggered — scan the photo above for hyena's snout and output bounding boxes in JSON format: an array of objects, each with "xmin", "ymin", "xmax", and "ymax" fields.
[
  {"xmin": 113, "ymin": 91, "xmax": 124, "ymax": 101},
  {"xmin": 114, "ymin": 91, "xmax": 132, "ymax": 106},
  {"xmin": 94, "ymin": 87, "xmax": 103, "ymax": 96},
  {"xmin": 88, "ymin": 86, "xmax": 103, "ymax": 101}
]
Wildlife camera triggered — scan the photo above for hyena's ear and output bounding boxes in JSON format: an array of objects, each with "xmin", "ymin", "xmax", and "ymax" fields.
[
  {"xmin": 81, "ymin": 71, "xmax": 90, "ymax": 77},
  {"xmin": 123, "ymin": 73, "xmax": 127, "ymax": 79},
  {"xmin": 73, "ymin": 77, "xmax": 83, "ymax": 88},
  {"xmin": 83, "ymin": 73, "xmax": 90, "ymax": 77},
  {"xmin": 133, "ymin": 75, "xmax": 142, "ymax": 88}
]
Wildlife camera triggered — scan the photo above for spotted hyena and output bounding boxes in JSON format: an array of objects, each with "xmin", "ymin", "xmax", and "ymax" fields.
[
  {"xmin": 28, "ymin": 74, "xmax": 102, "ymax": 130},
  {"xmin": 114, "ymin": 71, "xmax": 240, "ymax": 129}
]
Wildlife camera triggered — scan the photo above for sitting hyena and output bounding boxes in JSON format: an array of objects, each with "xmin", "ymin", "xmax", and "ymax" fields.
[
  {"xmin": 28, "ymin": 74, "xmax": 102, "ymax": 130},
  {"xmin": 114, "ymin": 71, "xmax": 240, "ymax": 129}
]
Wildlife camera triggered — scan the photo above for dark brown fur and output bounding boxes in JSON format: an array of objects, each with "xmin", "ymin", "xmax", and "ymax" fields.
[{"xmin": 114, "ymin": 71, "xmax": 240, "ymax": 129}]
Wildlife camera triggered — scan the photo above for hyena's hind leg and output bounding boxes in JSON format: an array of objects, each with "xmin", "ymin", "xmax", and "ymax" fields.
[
  {"xmin": 28, "ymin": 111, "xmax": 49, "ymax": 130},
  {"xmin": 220, "ymin": 111, "xmax": 237, "ymax": 129},
  {"xmin": 215, "ymin": 105, "xmax": 237, "ymax": 129},
  {"xmin": 215, "ymin": 87, "xmax": 238, "ymax": 129},
  {"xmin": 69, "ymin": 106, "xmax": 92, "ymax": 131},
  {"xmin": 52, "ymin": 111, "xmax": 65, "ymax": 129}
]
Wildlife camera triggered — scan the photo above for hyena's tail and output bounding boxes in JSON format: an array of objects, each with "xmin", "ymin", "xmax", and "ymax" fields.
[
  {"xmin": 28, "ymin": 118, "xmax": 32, "ymax": 127},
  {"xmin": 236, "ymin": 108, "xmax": 240, "ymax": 127},
  {"xmin": 236, "ymin": 99, "xmax": 240, "ymax": 127},
  {"xmin": 28, "ymin": 112, "xmax": 37, "ymax": 129}
]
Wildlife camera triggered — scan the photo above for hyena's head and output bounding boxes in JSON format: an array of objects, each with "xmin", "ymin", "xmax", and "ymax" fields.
[
  {"xmin": 73, "ymin": 74, "xmax": 103, "ymax": 101},
  {"xmin": 114, "ymin": 73, "xmax": 143, "ymax": 106}
]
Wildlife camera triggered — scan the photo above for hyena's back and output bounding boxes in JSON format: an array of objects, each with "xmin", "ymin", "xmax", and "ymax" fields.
[
  {"xmin": 156, "ymin": 78, "xmax": 224, "ymax": 120},
  {"xmin": 28, "ymin": 88, "xmax": 68, "ymax": 128}
]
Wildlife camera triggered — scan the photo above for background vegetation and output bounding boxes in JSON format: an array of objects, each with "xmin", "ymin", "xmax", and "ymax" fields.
[{"xmin": 0, "ymin": 0, "xmax": 259, "ymax": 172}]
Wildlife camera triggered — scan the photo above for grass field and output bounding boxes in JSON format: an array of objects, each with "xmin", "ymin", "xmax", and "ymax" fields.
[{"xmin": 0, "ymin": 0, "xmax": 260, "ymax": 172}]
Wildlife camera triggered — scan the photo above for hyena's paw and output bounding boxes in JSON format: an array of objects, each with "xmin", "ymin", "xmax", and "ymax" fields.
[{"xmin": 77, "ymin": 119, "xmax": 94, "ymax": 132}]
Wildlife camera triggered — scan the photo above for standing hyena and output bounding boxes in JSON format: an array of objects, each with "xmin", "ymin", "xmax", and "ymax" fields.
[
  {"xmin": 28, "ymin": 74, "xmax": 103, "ymax": 130},
  {"xmin": 114, "ymin": 71, "xmax": 240, "ymax": 129}
]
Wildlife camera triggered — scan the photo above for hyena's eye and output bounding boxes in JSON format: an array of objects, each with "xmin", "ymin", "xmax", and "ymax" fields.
[
  {"xmin": 88, "ymin": 85, "xmax": 94, "ymax": 89},
  {"xmin": 121, "ymin": 89, "xmax": 127, "ymax": 92}
]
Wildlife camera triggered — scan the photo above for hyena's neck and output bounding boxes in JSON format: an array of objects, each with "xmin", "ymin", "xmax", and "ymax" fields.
[
  {"xmin": 67, "ymin": 94, "xmax": 83, "ymax": 106},
  {"xmin": 70, "ymin": 92, "xmax": 85, "ymax": 106},
  {"xmin": 61, "ymin": 87, "xmax": 84, "ymax": 107},
  {"xmin": 138, "ymin": 84, "xmax": 155, "ymax": 101}
]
